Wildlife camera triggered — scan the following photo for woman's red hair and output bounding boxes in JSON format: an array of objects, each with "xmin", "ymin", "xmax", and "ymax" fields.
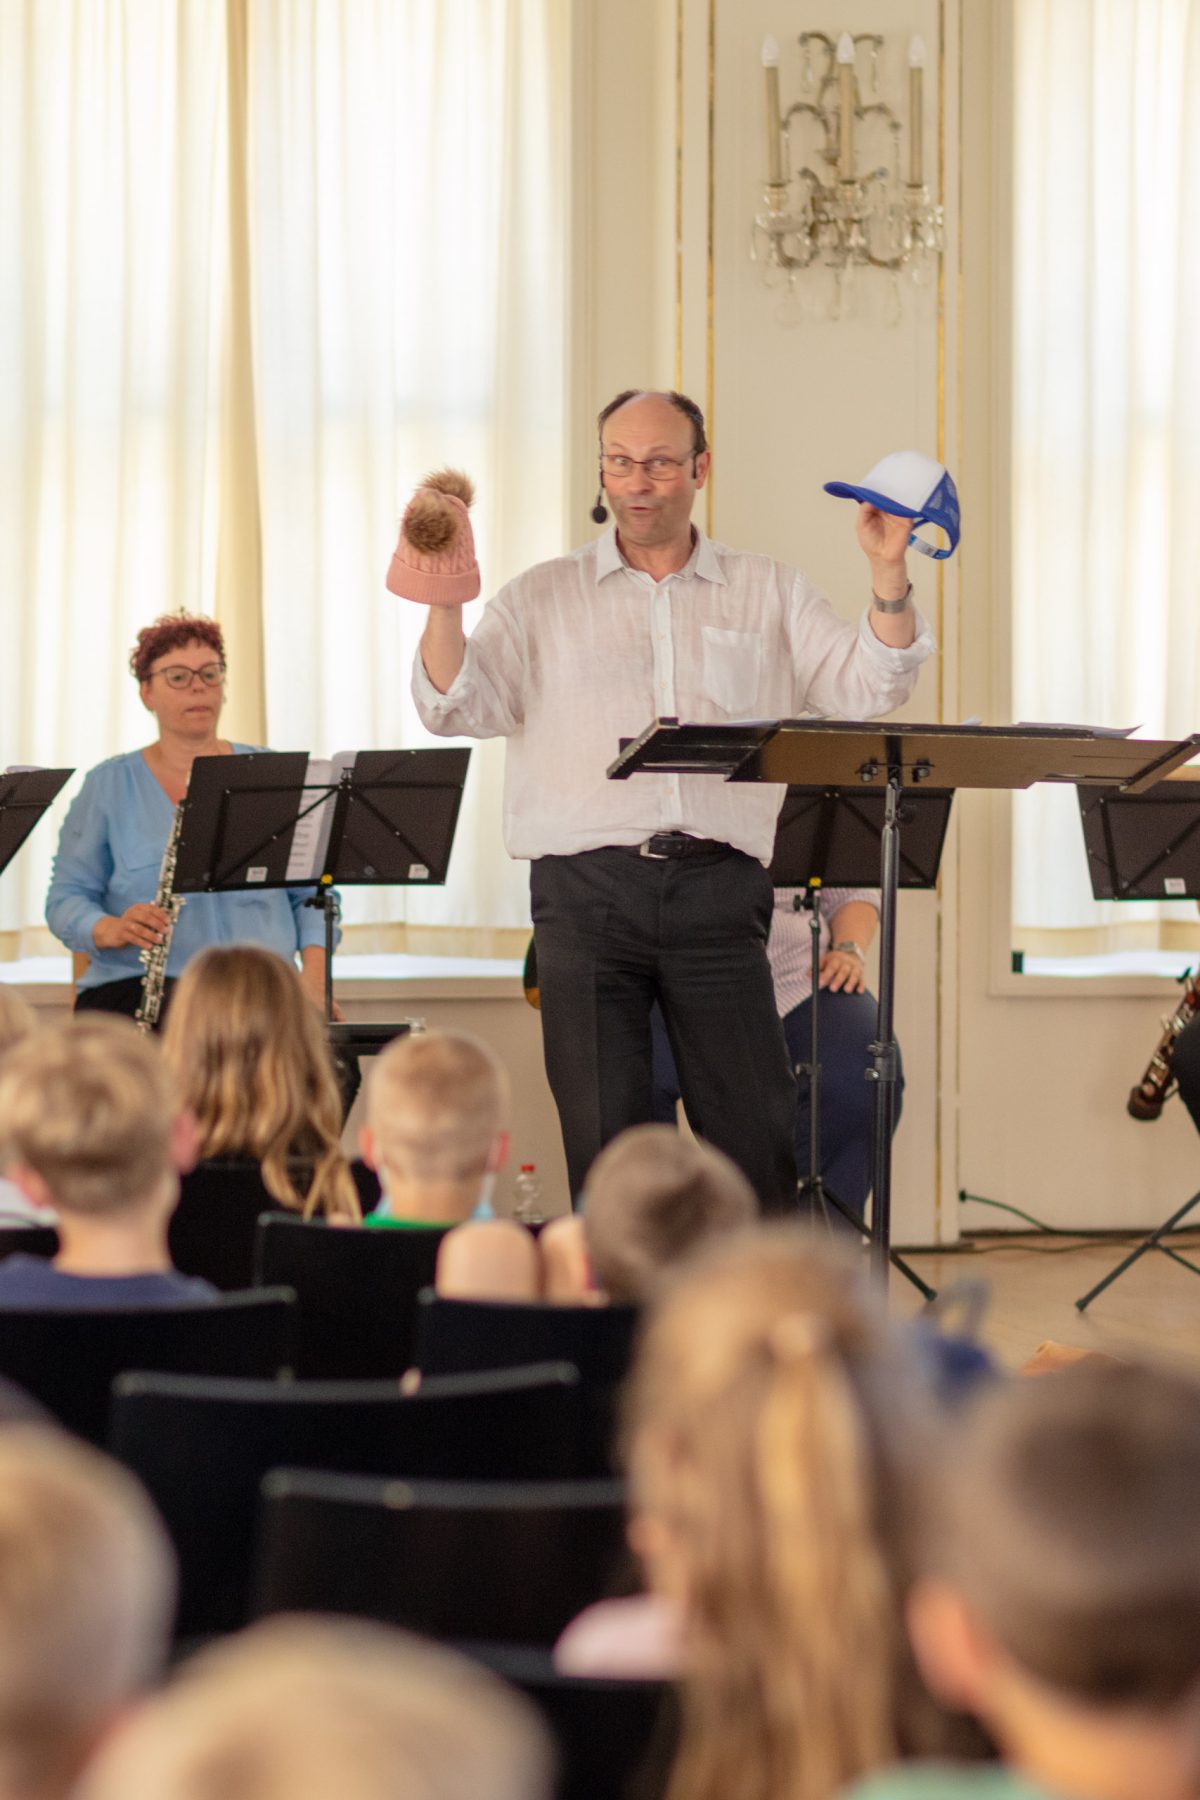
[{"xmin": 129, "ymin": 613, "xmax": 225, "ymax": 684}]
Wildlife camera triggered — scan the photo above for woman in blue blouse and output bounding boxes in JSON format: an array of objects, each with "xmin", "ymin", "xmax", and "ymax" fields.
[{"xmin": 46, "ymin": 613, "xmax": 334, "ymax": 1024}]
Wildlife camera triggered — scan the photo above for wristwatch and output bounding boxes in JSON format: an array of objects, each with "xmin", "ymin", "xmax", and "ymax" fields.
[
  {"xmin": 871, "ymin": 581, "xmax": 913, "ymax": 614},
  {"xmin": 833, "ymin": 940, "xmax": 867, "ymax": 961}
]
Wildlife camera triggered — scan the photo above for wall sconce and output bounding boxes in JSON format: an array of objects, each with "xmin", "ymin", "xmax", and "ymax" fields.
[{"xmin": 751, "ymin": 29, "xmax": 944, "ymax": 322}]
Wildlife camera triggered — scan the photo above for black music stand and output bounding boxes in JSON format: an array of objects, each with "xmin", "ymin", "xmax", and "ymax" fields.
[
  {"xmin": 1074, "ymin": 779, "xmax": 1200, "ymax": 1310},
  {"xmin": 610, "ymin": 719, "xmax": 1200, "ymax": 1285},
  {"xmin": 172, "ymin": 749, "xmax": 470, "ymax": 1039},
  {"xmin": 0, "ymin": 768, "xmax": 74, "ymax": 878},
  {"xmin": 770, "ymin": 786, "xmax": 953, "ymax": 1296}
]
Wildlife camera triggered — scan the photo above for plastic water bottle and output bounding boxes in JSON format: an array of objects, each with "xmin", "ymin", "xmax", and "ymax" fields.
[{"xmin": 512, "ymin": 1162, "xmax": 544, "ymax": 1224}]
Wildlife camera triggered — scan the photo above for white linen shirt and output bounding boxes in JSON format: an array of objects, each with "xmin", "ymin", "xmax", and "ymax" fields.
[{"xmin": 411, "ymin": 528, "xmax": 934, "ymax": 865}]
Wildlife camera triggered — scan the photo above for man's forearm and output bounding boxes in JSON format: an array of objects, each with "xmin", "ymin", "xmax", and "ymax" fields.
[
  {"xmin": 866, "ymin": 557, "xmax": 917, "ymax": 649},
  {"xmin": 420, "ymin": 609, "xmax": 468, "ymax": 694}
]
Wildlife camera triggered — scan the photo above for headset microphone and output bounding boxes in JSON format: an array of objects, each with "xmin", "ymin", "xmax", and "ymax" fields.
[{"xmin": 590, "ymin": 487, "xmax": 609, "ymax": 525}]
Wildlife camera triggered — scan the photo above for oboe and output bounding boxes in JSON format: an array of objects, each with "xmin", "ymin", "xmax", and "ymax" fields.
[
  {"xmin": 1127, "ymin": 967, "xmax": 1200, "ymax": 1120},
  {"xmin": 134, "ymin": 804, "xmax": 186, "ymax": 1035}
]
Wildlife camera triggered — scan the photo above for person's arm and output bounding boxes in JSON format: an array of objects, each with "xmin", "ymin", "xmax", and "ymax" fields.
[
  {"xmin": 821, "ymin": 897, "xmax": 880, "ymax": 994},
  {"xmin": 856, "ymin": 504, "xmax": 917, "ymax": 650},
  {"xmin": 46, "ymin": 770, "xmax": 169, "ymax": 955},
  {"xmin": 411, "ymin": 583, "xmax": 528, "ymax": 740},
  {"xmin": 782, "ymin": 566, "xmax": 933, "ymax": 723},
  {"xmin": 419, "ymin": 607, "xmax": 468, "ymax": 694}
]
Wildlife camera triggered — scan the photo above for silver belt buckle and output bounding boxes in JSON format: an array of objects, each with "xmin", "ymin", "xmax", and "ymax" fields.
[{"xmin": 639, "ymin": 836, "xmax": 669, "ymax": 859}]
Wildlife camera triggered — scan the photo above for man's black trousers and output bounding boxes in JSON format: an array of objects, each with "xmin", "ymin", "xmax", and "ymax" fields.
[{"xmin": 530, "ymin": 844, "xmax": 798, "ymax": 1213}]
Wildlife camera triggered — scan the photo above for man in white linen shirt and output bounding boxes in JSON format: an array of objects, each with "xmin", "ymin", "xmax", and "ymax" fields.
[{"xmin": 412, "ymin": 389, "xmax": 933, "ymax": 1213}]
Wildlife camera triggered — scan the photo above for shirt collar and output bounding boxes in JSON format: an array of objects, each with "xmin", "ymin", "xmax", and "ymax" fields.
[{"xmin": 595, "ymin": 526, "xmax": 727, "ymax": 588}]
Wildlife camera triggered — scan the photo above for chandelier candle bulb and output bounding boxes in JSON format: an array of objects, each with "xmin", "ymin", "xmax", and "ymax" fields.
[
  {"xmin": 908, "ymin": 35, "xmax": 925, "ymax": 187},
  {"xmin": 762, "ymin": 36, "xmax": 784, "ymax": 186},
  {"xmin": 837, "ymin": 32, "xmax": 857, "ymax": 178}
]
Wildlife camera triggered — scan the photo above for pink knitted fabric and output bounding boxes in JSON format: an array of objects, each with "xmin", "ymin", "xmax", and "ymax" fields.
[{"xmin": 386, "ymin": 479, "xmax": 480, "ymax": 607}]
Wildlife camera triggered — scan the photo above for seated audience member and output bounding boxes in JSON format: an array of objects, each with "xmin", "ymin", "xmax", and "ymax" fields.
[
  {"xmin": 847, "ymin": 1361, "xmax": 1200, "ymax": 1800},
  {"xmin": 75, "ymin": 1615, "xmax": 554, "ymax": 1800},
  {"xmin": 0, "ymin": 1015, "xmax": 216, "ymax": 1305},
  {"xmin": 546, "ymin": 1124, "xmax": 758, "ymax": 1302},
  {"xmin": 437, "ymin": 1123, "xmax": 758, "ymax": 1304},
  {"xmin": 162, "ymin": 945, "xmax": 360, "ymax": 1223},
  {"xmin": 0, "ymin": 987, "xmax": 44, "ymax": 1225},
  {"xmin": 556, "ymin": 1228, "xmax": 985, "ymax": 1798},
  {"xmin": 359, "ymin": 1030, "xmax": 510, "ymax": 1228},
  {"xmin": 0, "ymin": 1425, "xmax": 176, "ymax": 1800},
  {"xmin": 651, "ymin": 886, "xmax": 901, "ymax": 1223}
]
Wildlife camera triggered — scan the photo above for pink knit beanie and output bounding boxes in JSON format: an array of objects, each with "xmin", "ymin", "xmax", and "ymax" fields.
[{"xmin": 386, "ymin": 469, "xmax": 481, "ymax": 606}]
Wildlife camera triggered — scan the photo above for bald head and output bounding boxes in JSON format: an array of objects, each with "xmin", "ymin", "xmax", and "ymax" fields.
[{"xmin": 597, "ymin": 389, "xmax": 707, "ymax": 456}]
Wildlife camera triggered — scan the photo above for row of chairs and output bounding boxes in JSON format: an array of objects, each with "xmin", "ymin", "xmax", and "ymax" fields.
[
  {"xmin": 104, "ymin": 1363, "xmax": 623, "ymax": 1638},
  {"xmin": 0, "ymin": 1213, "xmax": 638, "ymax": 1377},
  {"xmin": 0, "ymin": 1222, "xmax": 668, "ymax": 1798}
]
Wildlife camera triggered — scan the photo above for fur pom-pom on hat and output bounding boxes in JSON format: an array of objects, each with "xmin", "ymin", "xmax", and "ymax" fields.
[{"xmin": 386, "ymin": 468, "xmax": 481, "ymax": 607}]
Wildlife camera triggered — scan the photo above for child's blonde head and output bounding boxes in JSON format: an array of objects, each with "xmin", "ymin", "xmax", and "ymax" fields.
[
  {"xmin": 626, "ymin": 1225, "xmax": 931, "ymax": 1800},
  {"xmin": 0, "ymin": 1426, "xmax": 175, "ymax": 1797},
  {"xmin": 365, "ymin": 1031, "xmax": 509, "ymax": 1186},
  {"xmin": 74, "ymin": 1616, "xmax": 553, "ymax": 1800},
  {"xmin": 582, "ymin": 1125, "xmax": 757, "ymax": 1301},
  {"xmin": 0, "ymin": 1016, "xmax": 175, "ymax": 1216},
  {"xmin": 162, "ymin": 946, "xmax": 359, "ymax": 1221}
]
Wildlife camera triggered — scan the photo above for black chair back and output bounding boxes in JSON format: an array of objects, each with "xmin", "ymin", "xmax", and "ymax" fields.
[
  {"xmin": 253, "ymin": 1467, "xmax": 631, "ymax": 1647},
  {"xmin": 108, "ymin": 1361, "xmax": 583, "ymax": 1638},
  {"xmin": 169, "ymin": 1163, "xmax": 296, "ymax": 1291},
  {"xmin": 254, "ymin": 1214, "xmax": 449, "ymax": 1377},
  {"xmin": 414, "ymin": 1294, "xmax": 640, "ymax": 1473},
  {"xmin": 470, "ymin": 1644, "xmax": 676, "ymax": 1800},
  {"xmin": 0, "ymin": 1288, "xmax": 296, "ymax": 1443},
  {"xmin": 0, "ymin": 1227, "xmax": 58, "ymax": 1262}
]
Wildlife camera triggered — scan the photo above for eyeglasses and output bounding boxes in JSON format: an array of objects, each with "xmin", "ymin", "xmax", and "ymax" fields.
[
  {"xmin": 148, "ymin": 662, "xmax": 226, "ymax": 690},
  {"xmin": 600, "ymin": 453, "xmax": 698, "ymax": 482}
]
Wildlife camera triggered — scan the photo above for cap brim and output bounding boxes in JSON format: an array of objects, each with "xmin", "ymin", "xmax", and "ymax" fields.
[{"xmin": 822, "ymin": 481, "xmax": 920, "ymax": 519}]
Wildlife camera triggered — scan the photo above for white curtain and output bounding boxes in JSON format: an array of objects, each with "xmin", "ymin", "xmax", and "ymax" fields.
[
  {"xmin": 0, "ymin": 0, "xmax": 228, "ymax": 956},
  {"xmin": 0, "ymin": 0, "xmax": 567, "ymax": 959},
  {"xmin": 1011, "ymin": 0, "xmax": 1200, "ymax": 944},
  {"xmin": 247, "ymin": 0, "xmax": 567, "ymax": 944}
]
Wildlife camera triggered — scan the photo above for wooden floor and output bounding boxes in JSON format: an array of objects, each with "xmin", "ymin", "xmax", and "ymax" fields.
[{"xmin": 886, "ymin": 1232, "xmax": 1200, "ymax": 1372}]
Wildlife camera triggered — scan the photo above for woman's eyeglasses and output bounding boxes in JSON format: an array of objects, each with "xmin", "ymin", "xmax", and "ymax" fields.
[{"xmin": 148, "ymin": 663, "xmax": 227, "ymax": 690}]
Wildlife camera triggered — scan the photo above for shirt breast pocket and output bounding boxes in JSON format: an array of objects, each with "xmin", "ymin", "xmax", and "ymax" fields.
[{"xmin": 701, "ymin": 625, "xmax": 764, "ymax": 716}]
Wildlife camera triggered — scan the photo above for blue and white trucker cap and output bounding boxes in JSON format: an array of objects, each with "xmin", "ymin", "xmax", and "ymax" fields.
[{"xmin": 824, "ymin": 450, "xmax": 960, "ymax": 560}]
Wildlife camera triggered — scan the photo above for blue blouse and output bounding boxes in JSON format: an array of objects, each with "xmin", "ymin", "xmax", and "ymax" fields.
[{"xmin": 46, "ymin": 748, "xmax": 333, "ymax": 992}]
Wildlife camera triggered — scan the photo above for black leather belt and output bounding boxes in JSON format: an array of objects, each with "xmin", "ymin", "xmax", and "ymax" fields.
[{"xmin": 631, "ymin": 833, "xmax": 730, "ymax": 861}]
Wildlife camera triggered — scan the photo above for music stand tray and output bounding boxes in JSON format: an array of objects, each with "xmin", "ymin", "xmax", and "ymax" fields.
[
  {"xmin": 610, "ymin": 719, "xmax": 1200, "ymax": 1284},
  {"xmin": 1073, "ymin": 778, "xmax": 1200, "ymax": 1309},
  {"xmin": 173, "ymin": 748, "xmax": 471, "ymax": 1033},
  {"xmin": 0, "ymin": 768, "xmax": 74, "ymax": 878}
]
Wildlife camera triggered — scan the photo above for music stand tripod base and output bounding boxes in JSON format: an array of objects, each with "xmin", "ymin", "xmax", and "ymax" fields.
[{"xmin": 1073, "ymin": 775, "xmax": 1200, "ymax": 1310}]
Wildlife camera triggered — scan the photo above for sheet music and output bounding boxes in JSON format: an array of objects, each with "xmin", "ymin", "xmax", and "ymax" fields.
[{"xmin": 284, "ymin": 750, "xmax": 358, "ymax": 881}]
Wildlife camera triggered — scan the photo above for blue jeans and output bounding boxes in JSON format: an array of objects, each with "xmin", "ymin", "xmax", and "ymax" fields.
[{"xmin": 650, "ymin": 987, "xmax": 903, "ymax": 1220}]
